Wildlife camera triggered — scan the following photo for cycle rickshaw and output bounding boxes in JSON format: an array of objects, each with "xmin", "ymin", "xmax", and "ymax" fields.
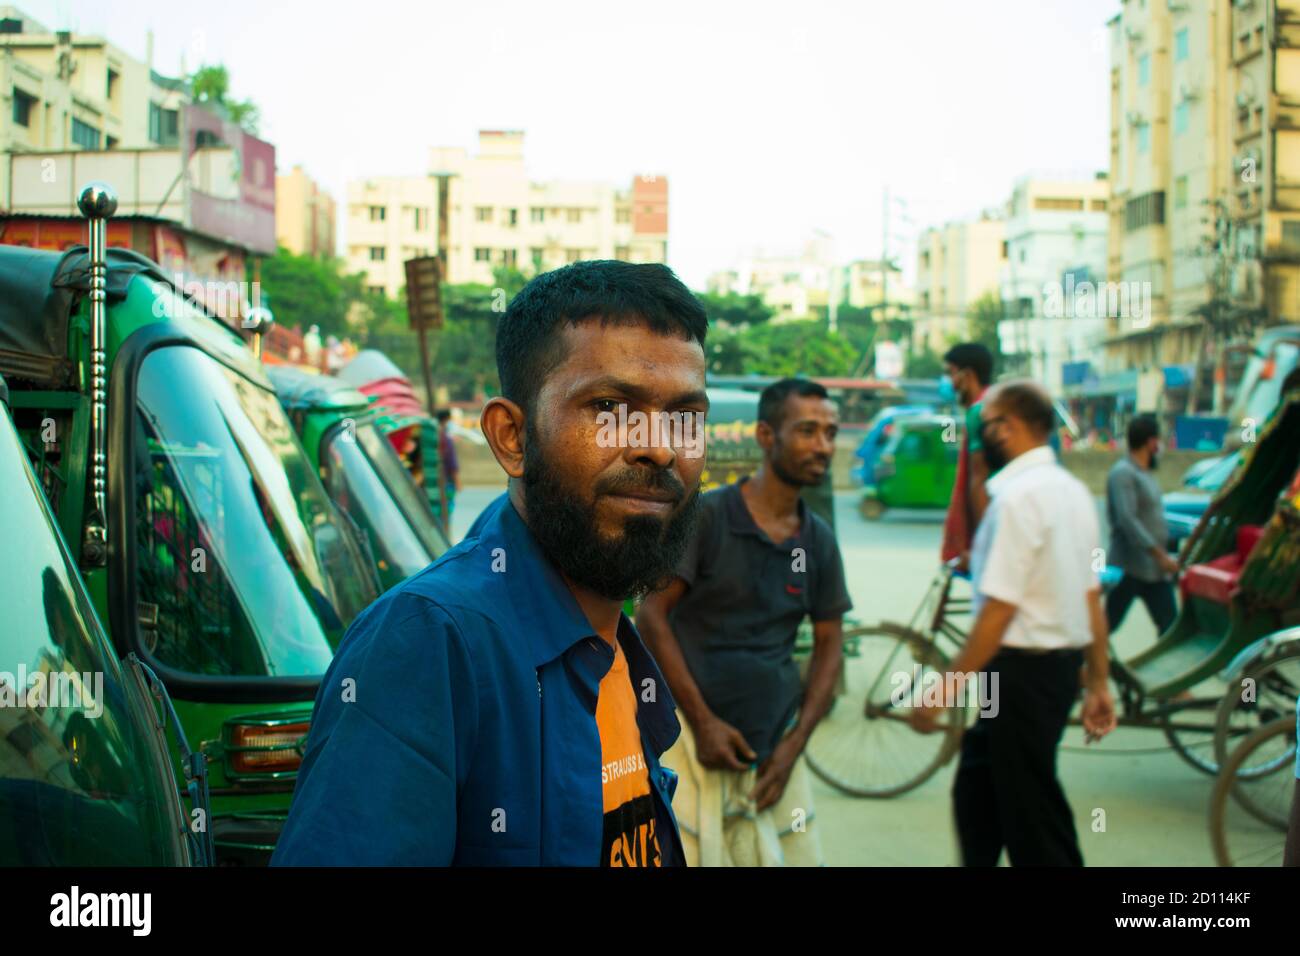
[{"xmin": 802, "ymin": 389, "xmax": 1300, "ymax": 800}]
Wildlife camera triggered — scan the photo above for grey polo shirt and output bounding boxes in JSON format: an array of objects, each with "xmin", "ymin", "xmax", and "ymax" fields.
[
  {"xmin": 1105, "ymin": 455, "xmax": 1169, "ymax": 582},
  {"xmin": 669, "ymin": 479, "xmax": 853, "ymax": 762}
]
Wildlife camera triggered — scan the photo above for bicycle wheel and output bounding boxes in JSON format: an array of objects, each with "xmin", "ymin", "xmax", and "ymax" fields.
[
  {"xmin": 1209, "ymin": 716, "xmax": 1296, "ymax": 866},
  {"xmin": 1161, "ymin": 693, "xmax": 1225, "ymax": 776},
  {"xmin": 1212, "ymin": 647, "xmax": 1300, "ymax": 779},
  {"xmin": 805, "ymin": 623, "xmax": 968, "ymax": 798}
]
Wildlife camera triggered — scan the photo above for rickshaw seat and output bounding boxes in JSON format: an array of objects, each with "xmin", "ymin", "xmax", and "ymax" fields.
[
  {"xmin": 1180, "ymin": 524, "xmax": 1265, "ymax": 605},
  {"xmin": 1128, "ymin": 629, "xmax": 1225, "ymax": 692}
]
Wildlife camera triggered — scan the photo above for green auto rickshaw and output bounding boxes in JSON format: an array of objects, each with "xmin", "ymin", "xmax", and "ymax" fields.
[
  {"xmin": 859, "ymin": 414, "xmax": 959, "ymax": 519},
  {"xmin": 267, "ymin": 364, "xmax": 450, "ymax": 591},
  {"xmin": 0, "ymin": 185, "xmax": 379, "ymax": 864},
  {"xmin": 0, "ymin": 372, "xmax": 209, "ymax": 865}
]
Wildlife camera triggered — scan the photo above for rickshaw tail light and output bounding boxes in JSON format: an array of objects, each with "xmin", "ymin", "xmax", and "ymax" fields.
[{"xmin": 229, "ymin": 722, "xmax": 310, "ymax": 775}]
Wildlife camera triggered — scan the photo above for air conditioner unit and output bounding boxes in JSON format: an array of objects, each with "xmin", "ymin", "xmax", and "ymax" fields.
[
  {"xmin": 1126, "ymin": 26, "xmax": 1144, "ymax": 43},
  {"xmin": 1179, "ymin": 83, "xmax": 1201, "ymax": 102},
  {"xmin": 1127, "ymin": 110, "xmax": 1146, "ymax": 126},
  {"xmin": 1233, "ymin": 0, "xmax": 1256, "ymax": 9},
  {"xmin": 1167, "ymin": 0, "xmax": 1189, "ymax": 11},
  {"xmin": 1237, "ymin": 90, "xmax": 1256, "ymax": 109}
]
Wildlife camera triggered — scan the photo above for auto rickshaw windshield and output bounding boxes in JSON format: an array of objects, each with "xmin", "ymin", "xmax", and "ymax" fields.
[
  {"xmin": 133, "ymin": 346, "xmax": 378, "ymax": 677},
  {"xmin": 0, "ymin": 412, "xmax": 186, "ymax": 864},
  {"xmin": 322, "ymin": 421, "xmax": 446, "ymax": 582}
]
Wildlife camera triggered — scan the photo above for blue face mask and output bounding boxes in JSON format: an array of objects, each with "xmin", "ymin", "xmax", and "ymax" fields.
[{"xmin": 938, "ymin": 375, "xmax": 956, "ymax": 404}]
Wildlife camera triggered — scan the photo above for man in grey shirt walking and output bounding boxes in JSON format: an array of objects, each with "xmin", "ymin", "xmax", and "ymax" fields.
[{"xmin": 1105, "ymin": 414, "xmax": 1180, "ymax": 635}]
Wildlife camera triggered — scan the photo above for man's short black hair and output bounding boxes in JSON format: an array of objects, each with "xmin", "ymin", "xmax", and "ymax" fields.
[
  {"xmin": 758, "ymin": 378, "xmax": 830, "ymax": 430},
  {"xmin": 990, "ymin": 379, "xmax": 1055, "ymax": 438},
  {"xmin": 1127, "ymin": 413, "xmax": 1160, "ymax": 451},
  {"xmin": 942, "ymin": 343, "xmax": 994, "ymax": 386},
  {"xmin": 495, "ymin": 260, "xmax": 707, "ymax": 414},
  {"xmin": 434, "ymin": 408, "xmax": 451, "ymax": 423}
]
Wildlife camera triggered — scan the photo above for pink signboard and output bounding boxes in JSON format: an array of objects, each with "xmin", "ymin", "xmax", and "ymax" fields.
[{"xmin": 184, "ymin": 103, "xmax": 276, "ymax": 255}]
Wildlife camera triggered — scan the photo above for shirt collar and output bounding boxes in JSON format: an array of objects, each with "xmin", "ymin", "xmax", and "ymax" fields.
[
  {"xmin": 481, "ymin": 495, "xmax": 605, "ymax": 668},
  {"xmin": 985, "ymin": 444, "xmax": 1055, "ymax": 497},
  {"xmin": 616, "ymin": 615, "xmax": 681, "ymax": 755},
  {"xmin": 724, "ymin": 477, "xmax": 807, "ymax": 544}
]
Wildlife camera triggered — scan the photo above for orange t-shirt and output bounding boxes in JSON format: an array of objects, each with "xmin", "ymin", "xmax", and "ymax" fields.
[{"xmin": 596, "ymin": 639, "xmax": 662, "ymax": 867}]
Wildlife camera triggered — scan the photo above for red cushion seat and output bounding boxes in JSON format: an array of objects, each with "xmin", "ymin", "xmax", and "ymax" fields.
[{"xmin": 1179, "ymin": 524, "xmax": 1264, "ymax": 605}]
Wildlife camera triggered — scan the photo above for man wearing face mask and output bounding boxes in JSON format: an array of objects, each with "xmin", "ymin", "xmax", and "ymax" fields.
[
  {"xmin": 939, "ymin": 343, "xmax": 995, "ymax": 568},
  {"xmin": 1104, "ymin": 414, "xmax": 1179, "ymax": 637},
  {"xmin": 912, "ymin": 380, "xmax": 1116, "ymax": 866}
]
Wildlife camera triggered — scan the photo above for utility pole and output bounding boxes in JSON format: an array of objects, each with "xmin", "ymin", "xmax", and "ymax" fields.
[{"xmin": 880, "ymin": 186, "xmax": 890, "ymax": 330}]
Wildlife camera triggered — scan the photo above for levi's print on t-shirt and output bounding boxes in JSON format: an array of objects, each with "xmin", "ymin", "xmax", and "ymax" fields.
[{"xmin": 596, "ymin": 640, "xmax": 661, "ymax": 867}]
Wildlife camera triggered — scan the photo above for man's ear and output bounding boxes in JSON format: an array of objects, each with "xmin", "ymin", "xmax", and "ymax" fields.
[
  {"xmin": 755, "ymin": 419, "xmax": 775, "ymax": 453},
  {"xmin": 481, "ymin": 397, "xmax": 527, "ymax": 479}
]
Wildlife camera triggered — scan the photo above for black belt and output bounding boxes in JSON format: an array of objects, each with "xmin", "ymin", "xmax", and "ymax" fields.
[{"xmin": 996, "ymin": 646, "xmax": 1085, "ymax": 658}]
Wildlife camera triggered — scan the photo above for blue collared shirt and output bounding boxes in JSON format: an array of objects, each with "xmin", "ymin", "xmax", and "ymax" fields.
[{"xmin": 273, "ymin": 495, "xmax": 684, "ymax": 866}]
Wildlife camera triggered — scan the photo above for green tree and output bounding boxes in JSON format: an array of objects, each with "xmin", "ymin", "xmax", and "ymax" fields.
[
  {"xmin": 259, "ymin": 246, "xmax": 371, "ymax": 339},
  {"xmin": 906, "ymin": 346, "xmax": 945, "ymax": 378},
  {"xmin": 697, "ymin": 291, "xmax": 774, "ymax": 327},
  {"xmin": 191, "ymin": 64, "xmax": 261, "ymax": 134},
  {"xmin": 965, "ymin": 291, "xmax": 1004, "ymax": 359},
  {"xmin": 733, "ymin": 320, "xmax": 858, "ymax": 378}
]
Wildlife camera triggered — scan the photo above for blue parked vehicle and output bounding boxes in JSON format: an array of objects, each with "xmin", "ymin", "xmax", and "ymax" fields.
[
  {"xmin": 1164, "ymin": 451, "xmax": 1243, "ymax": 552},
  {"xmin": 850, "ymin": 404, "xmax": 934, "ymax": 486}
]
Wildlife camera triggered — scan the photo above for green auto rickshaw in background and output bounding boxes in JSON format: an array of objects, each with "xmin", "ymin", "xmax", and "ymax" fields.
[
  {"xmin": 859, "ymin": 414, "xmax": 959, "ymax": 520},
  {"xmin": 0, "ymin": 372, "xmax": 209, "ymax": 865},
  {"xmin": 0, "ymin": 185, "xmax": 379, "ymax": 864},
  {"xmin": 267, "ymin": 364, "xmax": 450, "ymax": 591}
]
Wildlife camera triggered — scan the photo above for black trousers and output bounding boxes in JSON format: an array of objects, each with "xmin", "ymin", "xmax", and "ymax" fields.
[
  {"xmin": 953, "ymin": 647, "xmax": 1084, "ymax": 867},
  {"xmin": 1105, "ymin": 573, "xmax": 1177, "ymax": 635}
]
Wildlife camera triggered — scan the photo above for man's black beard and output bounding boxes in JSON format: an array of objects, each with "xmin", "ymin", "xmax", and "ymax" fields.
[{"xmin": 521, "ymin": 423, "xmax": 701, "ymax": 601}]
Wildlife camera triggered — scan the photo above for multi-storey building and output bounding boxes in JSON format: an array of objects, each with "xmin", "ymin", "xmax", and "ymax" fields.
[
  {"xmin": 0, "ymin": 6, "xmax": 187, "ymax": 155},
  {"xmin": 706, "ymin": 235, "xmax": 838, "ymax": 321},
  {"xmin": 346, "ymin": 131, "xmax": 667, "ymax": 297},
  {"xmin": 997, "ymin": 174, "xmax": 1111, "ymax": 387},
  {"xmin": 913, "ymin": 215, "xmax": 1006, "ymax": 354},
  {"xmin": 276, "ymin": 165, "xmax": 336, "ymax": 259},
  {"xmin": 1106, "ymin": 0, "xmax": 1300, "ymax": 413}
]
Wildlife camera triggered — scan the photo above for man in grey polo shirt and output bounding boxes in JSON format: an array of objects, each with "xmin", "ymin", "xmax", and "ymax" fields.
[
  {"xmin": 1105, "ymin": 414, "xmax": 1180, "ymax": 636},
  {"xmin": 637, "ymin": 378, "xmax": 851, "ymax": 865}
]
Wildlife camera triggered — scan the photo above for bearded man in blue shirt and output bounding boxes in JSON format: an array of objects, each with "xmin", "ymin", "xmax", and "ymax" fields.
[{"xmin": 273, "ymin": 260, "xmax": 710, "ymax": 866}]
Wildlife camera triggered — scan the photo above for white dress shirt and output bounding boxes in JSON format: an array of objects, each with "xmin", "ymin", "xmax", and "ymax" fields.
[{"xmin": 970, "ymin": 444, "xmax": 1101, "ymax": 650}]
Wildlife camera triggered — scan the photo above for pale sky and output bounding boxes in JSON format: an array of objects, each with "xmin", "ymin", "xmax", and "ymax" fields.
[{"xmin": 25, "ymin": 0, "xmax": 1120, "ymax": 288}]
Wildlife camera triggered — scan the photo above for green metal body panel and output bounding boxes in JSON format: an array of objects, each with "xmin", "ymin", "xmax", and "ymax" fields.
[
  {"xmin": 277, "ymin": 381, "xmax": 448, "ymax": 592},
  {"xmin": 7, "ymin": 258, "xmax": 359, "ymax": 864},
  {"xmin": 0, "ymin": 396, "xmax": 192, "ymax": 865}
]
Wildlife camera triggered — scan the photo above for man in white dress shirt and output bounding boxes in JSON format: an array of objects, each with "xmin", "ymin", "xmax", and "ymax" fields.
[{"xmin": 911, "ymin": 380, "xmax": 1117, "ymax": 866}]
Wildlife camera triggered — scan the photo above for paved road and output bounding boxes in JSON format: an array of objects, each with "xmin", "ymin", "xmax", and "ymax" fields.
[{"xmin": 452, "ymin": 485, "xmax": 1247, "ymax": 866}]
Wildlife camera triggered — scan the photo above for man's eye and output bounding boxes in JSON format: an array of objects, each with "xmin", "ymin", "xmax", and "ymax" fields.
[{"xmin": 594, "ymin": 399, "xmax": 619, "ymax": 413}]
